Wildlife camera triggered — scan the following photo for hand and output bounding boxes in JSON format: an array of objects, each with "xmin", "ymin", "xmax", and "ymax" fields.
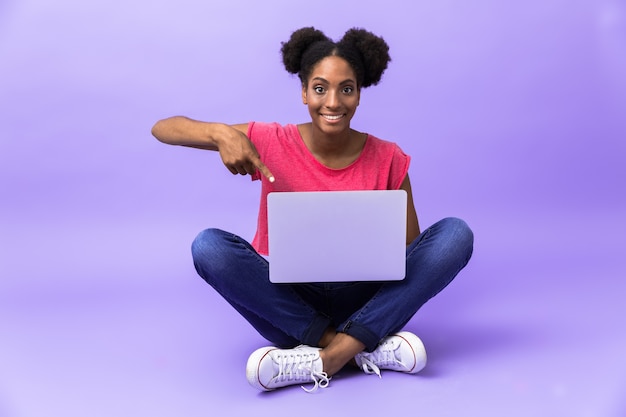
[{"xmin": 218, "ymin": 128, "xmax": 275, "ymax": 182}]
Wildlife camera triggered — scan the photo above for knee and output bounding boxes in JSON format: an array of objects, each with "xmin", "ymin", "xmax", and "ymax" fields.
[
  {"xmin": 438, "ymin": 217, "xmax": 474, "ymax": 258},
  {"xmin": 440, "ymin": 217, "xmax": 473, "ymax": 242},
  {"xmin": 191, "ymin": 228, "xmax": 226, "ymax": 262},
  {"xmin": 191, "ymin": 228, "xmax": 234, "ymax": 282}
]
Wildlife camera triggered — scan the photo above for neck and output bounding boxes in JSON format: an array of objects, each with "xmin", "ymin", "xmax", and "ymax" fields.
[
  {"xmin": 307, "ymin": 124, "xmax": 353, "ymax": 154},
  {"xmin": 299, "ymin": 123, "xmax": 366, "ymax": 169}
]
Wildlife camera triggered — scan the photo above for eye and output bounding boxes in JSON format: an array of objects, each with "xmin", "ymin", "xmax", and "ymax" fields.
[
  {"xmin": 314, "ymin": 86, "xmax": 325, "ymax": 94},
  {"xmin": 342, "ymin": 86, "xmax": 354, "ymax": 94}
]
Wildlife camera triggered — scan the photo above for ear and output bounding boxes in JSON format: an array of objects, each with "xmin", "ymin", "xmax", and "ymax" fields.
[{"xmin": 302, "ymin": 85, "xmax": 308, "ymax": 104}]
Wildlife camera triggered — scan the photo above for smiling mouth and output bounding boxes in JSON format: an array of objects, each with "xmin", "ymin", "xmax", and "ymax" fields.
[{"xmin": 321, "ymin": 114, "xmax": 345, "ymax": 121}]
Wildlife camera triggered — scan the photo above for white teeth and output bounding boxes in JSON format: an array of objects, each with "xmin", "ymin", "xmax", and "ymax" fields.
[{"xmin": 323, "ymin": 114, "xmax": 343, "ymax": 120}]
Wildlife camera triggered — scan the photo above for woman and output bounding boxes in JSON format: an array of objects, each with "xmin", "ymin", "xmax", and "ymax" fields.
[{"xmin": 152, "ymin": 27, "xmax": 473, "ymax": 392}]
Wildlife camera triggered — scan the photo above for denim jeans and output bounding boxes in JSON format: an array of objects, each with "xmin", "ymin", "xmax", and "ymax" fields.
[{"xmin": 191, "ymin": 217, "xmax": 473, "ymax": 352}]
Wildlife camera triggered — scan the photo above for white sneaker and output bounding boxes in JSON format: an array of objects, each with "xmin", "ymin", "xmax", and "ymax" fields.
[
  {"xmin": 354, "ymin": 331, "xmax": 427, "ymax": 377},
  {"xmin": 246, "ymin": 345, "xmax": 330, "ymax": 392}
]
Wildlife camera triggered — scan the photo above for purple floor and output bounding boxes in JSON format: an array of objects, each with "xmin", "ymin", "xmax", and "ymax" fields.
[{"xmin": 2, "ymin": 1, "xmax": 625, "ymax": 416}]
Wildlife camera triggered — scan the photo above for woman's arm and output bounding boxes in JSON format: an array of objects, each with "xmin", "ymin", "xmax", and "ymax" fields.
[
  {"xmin": 151, "ymin": 116, "xmax": 274, "ymax": 181},
  {"xmin": 151, "ymin": 116, "xmax": 247, "ymax": 150},
  {"xmin": 399, "ymin": 175, "xmax": 420, "ymax": 245}
]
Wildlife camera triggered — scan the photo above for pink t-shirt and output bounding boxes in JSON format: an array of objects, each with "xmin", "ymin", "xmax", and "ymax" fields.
[{"xmin": 249, "ymin": 122, "xmax": 410, "ymax": 255}]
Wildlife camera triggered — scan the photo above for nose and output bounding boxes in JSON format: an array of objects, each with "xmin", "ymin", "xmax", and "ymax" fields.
[{"xmin": 324, "ymin": 90, "xmax": 340, "ymax": 109}]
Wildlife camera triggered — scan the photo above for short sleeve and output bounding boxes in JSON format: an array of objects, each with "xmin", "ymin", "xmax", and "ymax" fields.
[
  {"xmin": 388, "ymin": 144, "xmax": 411, "ymax": 189},
  {"xmin": 247, "ymin": 121, "xmax": 274, "ymax": 181}
]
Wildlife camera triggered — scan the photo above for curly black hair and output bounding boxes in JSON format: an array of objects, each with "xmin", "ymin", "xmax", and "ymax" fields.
[{"xmin": 280, "ymin": 27, "xmax": 391, "ymax": 89}]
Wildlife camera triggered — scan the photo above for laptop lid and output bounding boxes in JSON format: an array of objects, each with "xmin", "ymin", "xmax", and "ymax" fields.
[{"xmin": 267, "ymin": 190, "xmax": 407, "ymax": 283}]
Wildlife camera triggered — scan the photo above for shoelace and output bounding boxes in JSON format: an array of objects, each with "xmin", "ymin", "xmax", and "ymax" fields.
[
  {"xmin": 358, "ymin": 356, "xmax": 382, "ymax": 377},
  {"xmin": 358, "ymin": 340, "xmax": 399, "ymax": 378},
  {"xmin": 274, "ymin": 349, "xmax": 330, "ymax": 393}
]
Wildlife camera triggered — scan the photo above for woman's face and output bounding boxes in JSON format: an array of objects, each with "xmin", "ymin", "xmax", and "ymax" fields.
[{"xmin": 302, "ymin": 55, "xmax": 360, "ymax": 135}]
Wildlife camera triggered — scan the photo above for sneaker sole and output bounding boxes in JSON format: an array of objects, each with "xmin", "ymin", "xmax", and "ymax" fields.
[
  {"xmin": 396, "ymin": 331, "xmax": 427, "ymax": 373},
  {"xmin": 246, "ymin": 346, "xmax": 276, "ymax": 391}
]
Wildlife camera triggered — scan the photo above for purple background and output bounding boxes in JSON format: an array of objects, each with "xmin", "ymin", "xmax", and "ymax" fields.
[{"xmin": 1, "ymin": 1, "xmax": 625, "ymax": 416}]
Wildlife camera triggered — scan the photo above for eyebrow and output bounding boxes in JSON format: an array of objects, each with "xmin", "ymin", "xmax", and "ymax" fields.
[{"xmin": 311, "ymin": 76, "xmax": 356, "ymax": 85}]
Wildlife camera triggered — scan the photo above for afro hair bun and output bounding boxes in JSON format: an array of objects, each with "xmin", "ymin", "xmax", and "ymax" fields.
[
  {"xmin": 281, "ymin": 27, "xmax": 331, "ymax": 75},
  {"xmin": 338, "ymin": 28, "xmax": 390, "ymax": 88}
]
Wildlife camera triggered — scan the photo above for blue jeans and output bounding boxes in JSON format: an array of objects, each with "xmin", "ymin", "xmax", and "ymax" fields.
[{"xmin": 191, "ymin": 217, "xmax": 473, "ymax": 352}]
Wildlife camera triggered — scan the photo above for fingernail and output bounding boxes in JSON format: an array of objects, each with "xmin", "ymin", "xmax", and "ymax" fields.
[{"xmin": 269, "ymin": 176, "xmax": 275, "ymax": 183}]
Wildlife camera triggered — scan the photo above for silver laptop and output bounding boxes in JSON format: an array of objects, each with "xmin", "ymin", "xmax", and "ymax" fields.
[{"xmin": 267, "ymin": 190, "xmax": 407, "ymax": 283}]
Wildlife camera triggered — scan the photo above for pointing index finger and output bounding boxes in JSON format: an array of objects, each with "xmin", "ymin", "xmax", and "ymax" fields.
[{"xmin": 253, "ymin": 155, "xmax": 275, "ymax": 183}]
